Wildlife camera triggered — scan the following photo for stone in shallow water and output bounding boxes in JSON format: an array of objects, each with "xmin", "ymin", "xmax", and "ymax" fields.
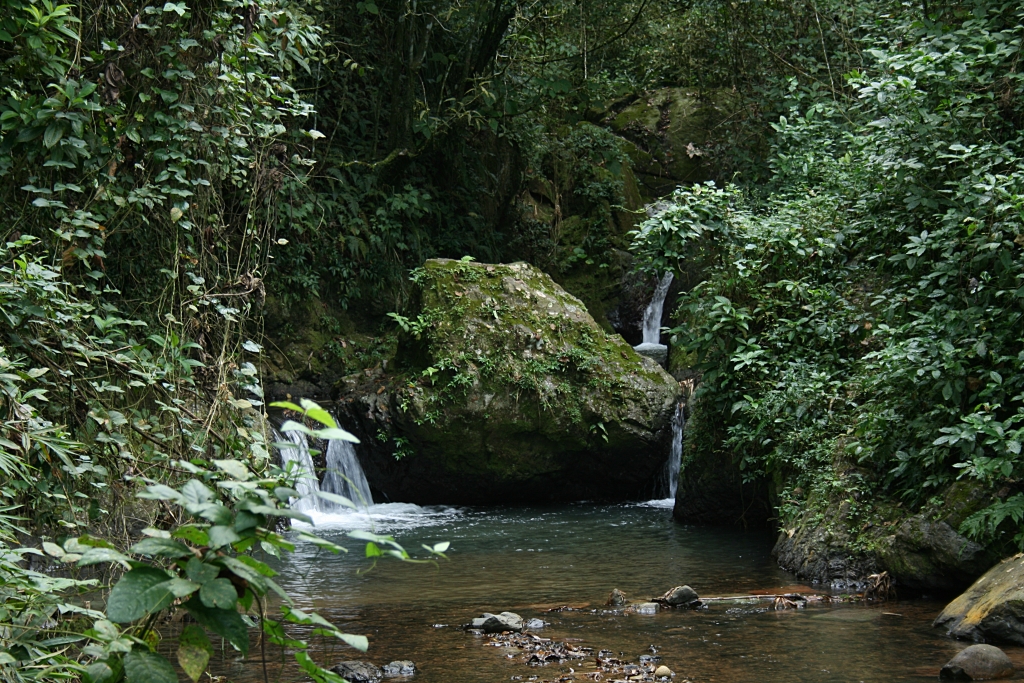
[
  {"xmin": 382, "ymin": 661, "xmax": 416, "ymax": 677},
  {"xmin": 524, "ymin": 618, "xmax": 548, "ymax": 629},
  {"xmin": 935, "ymin": 554, "xmax": 1024, "ymax": 645},
  {"xmin": 654, "ymin": 665, "xmax": 674, "ymax": 677},
  {"xmin": 660, "ymin": 585, "xmax": 700, "ymax": 607},
  {"xmin": 633, "ymin": 342, "xmax": 668, "ymax": 366},
  {"xmin": 465, "ymin": 611, "xmax": 524, "ymax": 633},
  {"xmin": 939, "ymin": 645, "xmax": 1014, "ymax": 681},
  {"xmin": 331, "ymin": 662, "xmax": 383, "ymax": 683}
]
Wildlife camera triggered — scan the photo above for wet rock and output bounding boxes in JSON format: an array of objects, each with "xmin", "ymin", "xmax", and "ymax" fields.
[
  {"xmin": 466, "ymin": 611, "xmax": 524, "ymax": 633},
  {"xmin": 632, "ymin": 602, "xmax": 659, "ymax": 614},
  {"xmin": 658, "ymin": 585, "xmax": 699, "ymax": 607},
  {"xmin": 654, "ymin": 665, "xmax": 674, "ymax": 677},
  {"xmin": 939, "ymin": 645, "xmax": 1014, "ymax": 680},
  {"xmin": 935, "ymin": 554, "xmax": 1024, "ymax": 645},
  {"xmin": 382, "ymin": 661, "xmax": 416, "ymax": 677},
  {"xmin": 331, "ymin": 661, "xmax": 383, "ymax": 683},
  {"xmin": 639, "ymin": 654, "xmax": 662, "ymax": 665},
  {"xmin": 607, "ymin": 588, "xmax": 627, "ymax": 606},
  {"xmin": 524, "ymin": 618, "xmax": 548, "ymax": 630},
  {"xmin": 633, "ymin": 342, "xmax": 667, "ymax": 366}
]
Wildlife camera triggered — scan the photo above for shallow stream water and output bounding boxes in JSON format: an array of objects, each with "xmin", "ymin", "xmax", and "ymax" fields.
[{"xmin": 219, "ymin": 501, "xmax": 1024, "ymax": 683}]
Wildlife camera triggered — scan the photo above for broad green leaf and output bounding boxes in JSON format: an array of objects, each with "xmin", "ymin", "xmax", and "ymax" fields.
[
  {"xmin": 315, "ymin": 490, "xmax": 357, "ymax": 508},
  {"xmin": 213, "ymin": 459, "xmax": 251, "ymax": 481},
  {"xmin": 183, "ymin": 596, "xmax": 249, "ymax": 655},
  {"xmin": 185, "ymin": 557, "xmax": 220, "ymax": 584},
  {"xmin": 177, "ymin": 625, "xmax": 212, "ymax": 682},
  {"xmin": 313, "ymin": 427, "xmax": 360, "ymax": 443},
  {"xmin": 173, "ymin": 526, "xmax": 210, "ymax": 547},
  {"xmin": 130, "ymin": 537, "xmax": 192, "ymax": 558},
  {"xmin": 124, "ymin": 648, "xmax": 177, "ymax": 683},
  {"xmin": 199, "ymin": 578, "xmax": 237, "ymax": 610},
  {"xmin": 106, "ymin": 567, "xmax": 172, "ymax": 623},
  {"xmin": 208, "ymin": 525, "xmax": 241, "ymax": 549},
  {"xmin": 78, "ymin": 547, "xmax": 132, "ymax": 568}
]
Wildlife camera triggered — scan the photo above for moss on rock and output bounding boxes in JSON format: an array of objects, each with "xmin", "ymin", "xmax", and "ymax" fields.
[{"xmin": 376, "ymin": 258, "xmax": 680, "ymax": 503}]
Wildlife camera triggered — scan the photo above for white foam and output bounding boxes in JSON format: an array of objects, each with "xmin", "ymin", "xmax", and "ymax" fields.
[
  {"xmin": 634, "ymin": 498, "xmax": 675, "ymax": 509},
  {"xmin": 293, "ymin": 502, "xmax": 463, "ymax": 534}
]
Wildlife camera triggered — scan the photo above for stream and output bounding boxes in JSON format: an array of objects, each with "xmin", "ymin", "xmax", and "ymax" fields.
[{"xmin": 218, "ymin": 500, "xmax": 1024, "ymax": 683}]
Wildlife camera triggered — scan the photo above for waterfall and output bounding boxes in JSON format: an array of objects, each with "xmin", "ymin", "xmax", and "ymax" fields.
[
  {"xmin": 274, "ymin": 415, "xmax": 374, "ymax": 513},
  {"xmin": 322, "ymin": 438, "xmax": 374, "ymax": 508},
  {"xmin": 641, "ymin": 272, "xmax": 674, "ymax": 344},
  {"xmin": 665, "ymin": 402, "xmax": 684, "ymax": 499},
  {"xmin": 276, "ymin": 429, "xmax": 321, "ymax": 512}
]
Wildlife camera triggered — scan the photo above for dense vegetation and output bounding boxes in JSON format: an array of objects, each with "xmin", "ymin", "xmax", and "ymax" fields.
[
  {"xmin": 634, "ymin": 1, "xmax": 1024, "ymax": 551},
  {"xmin": 1, "ymin": 0, "xmax": 1022, "ymax": 677}
]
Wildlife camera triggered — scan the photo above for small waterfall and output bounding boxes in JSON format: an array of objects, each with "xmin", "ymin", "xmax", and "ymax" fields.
[
  {"xmin": 275, "ymin": 415, "xmax": 374, "ymax": 513},
  {"xmin": 322, "ymin": 438, "xmax": 373, "ymax": 508},
  {"xmin": 276, "ymin": 429, "xmax": 321, "ymax": 512},
  {"xmin": 641, "ymin": 272, "xmax": 674, "ymax": 344},
  {"xmin": 665, "ymin": 402, "xmax": 684, "ymax": 499}
]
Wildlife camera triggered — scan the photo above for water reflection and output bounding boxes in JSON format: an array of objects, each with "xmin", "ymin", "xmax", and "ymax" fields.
[{"xmin": 218, "ymin": 502, "xmax": 1024, "ymax": 683}]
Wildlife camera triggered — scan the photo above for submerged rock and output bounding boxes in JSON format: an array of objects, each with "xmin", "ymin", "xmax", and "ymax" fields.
[
  {"xmin": 631, "ymin": 602, "xmax": 659, "ymax": 614},
  {"xmin": 382, "ymin": 661, "xmax": 416, "ymax": 677},
  {"xmin": 935, "ymin": 554, "xmax": 1024, "ymax": 645},
  {"xmin": 939, "ymin": 645, "xmax": 1014, "ymax": 680},
  {"xmin": 607, "ymin": 588, "xmax": 628, "ymax": 606},
  {"xmin": 331, "ymin": 662, "xmax": 383, "ymax": 683},
  {"xmin": 657, "ymin": 585, "xmax": 699, "ymax": 607},
  {"xmin": 465, "ymin": 611, "xmax": 524, "ymax": 633},
  {"xmin": 350, "ymin": 259, "xmax": 680, "ymax": 504},
  {"xmin": 524, "ymin": 618, "xmax": 548, "ymax": 630}
]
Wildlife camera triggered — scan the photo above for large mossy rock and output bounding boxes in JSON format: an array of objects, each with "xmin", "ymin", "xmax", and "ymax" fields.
[
  {"xmin": 772, "ymin": 481, "xmax": 1000, "ymax": 592},
  {"xmin": 935, "ymin": 554, "xmax": 1024, "ymax": 645},
  {"xmin": 603, "ymin": 88, "xmax": 737, "ymax": 197},
  {"xmin": 353, "ymin": 259, "xmax": 680, "ymax": 504}
]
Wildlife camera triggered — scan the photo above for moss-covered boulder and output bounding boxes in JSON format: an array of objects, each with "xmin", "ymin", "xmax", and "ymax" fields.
[
  {"xmin": 935, "ymin": 554, "xmax": 1024, "ymax": 645},
  {"xmin": 358, "ymin": 258, "xmax": 681, "ymax": 504}
]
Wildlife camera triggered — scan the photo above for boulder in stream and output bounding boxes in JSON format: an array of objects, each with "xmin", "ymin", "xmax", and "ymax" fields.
[
  {"xmin": 657, "ymin": 585, "xmax": 700, "ymax": 607},
  {"xmin": 939, "ymin": 645, "xmax": 1014, "ymax": 680},
  {"xmin": 935, "ymin": 554, "xmax": 1024, "ymax": 645},
  {"xmin": 331, "ymin": 662, "xmax": 383, "ymax": 683},
  {"xmin": 382, "ymin": 661, "xmax": 416, "ymax": 677},
  {"xmin": 465, "ymin": 611, "xmax": 524, "ymax": 633},
  {"xmin": 347, "ymin": 259, "xmax": 681, "ymax": 504}
]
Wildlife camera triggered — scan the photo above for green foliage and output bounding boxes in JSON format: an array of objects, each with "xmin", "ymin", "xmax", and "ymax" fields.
[{"xmin": 633, "ymin": 1, "xmax": 1024, "ymax": 548}]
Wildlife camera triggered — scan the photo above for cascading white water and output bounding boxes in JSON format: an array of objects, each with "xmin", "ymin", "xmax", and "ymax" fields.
[
  {"xmin": 274, "ymin": 415, "xmax": 374, "ymax": 513},
  {"xmin": 666, "ymin": 402, "xmax": 684, "ymax": 499},
  {"xmin": 322, "ymin": 438, "xmax": 373, "ymax": 509},
  {"xmin": 642, "ymin": 272, "xmax": 674, "ymax": 344},
  {"xmin": 276, "ymin": 429, "xmax": 321, "ymax": 512}
]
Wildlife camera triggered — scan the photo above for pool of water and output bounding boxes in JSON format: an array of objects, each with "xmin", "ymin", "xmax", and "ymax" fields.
[{"xmin": 216, "ymin": 501, "xmax": 1024, "ymax": 683}]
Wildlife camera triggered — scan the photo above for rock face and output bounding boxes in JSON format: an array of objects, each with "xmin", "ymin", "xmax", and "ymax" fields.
[
  {"xmin": 939, "ymin": 645, "xmax": 1014, "ymax": 680},
  {"xmin": 935, "ymin": 554, "xmax": 1024, "ymax": 645},
  {"xmin": 603, "ymin": 88, "xmax": 737, "ymax": 197},
  {"xmin": 331, "ymin": 662, "xmax": 383, "ymax": 683},
  {"xmin": 344, "ymin": 259, "xmax": 681, "ymax": 504},
  {"xmin": 774, "ymin": 481, "xmax": 1001, "ymax": 592},
  {"xmin": 466, "ymin": 612, "xmax": 524, "ymax": 633}
]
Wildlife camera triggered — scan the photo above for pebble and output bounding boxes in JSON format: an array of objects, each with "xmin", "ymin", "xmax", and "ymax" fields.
[{"xmin": 654, "ymin": 665, "xmax": 674, "ymax": 677}]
